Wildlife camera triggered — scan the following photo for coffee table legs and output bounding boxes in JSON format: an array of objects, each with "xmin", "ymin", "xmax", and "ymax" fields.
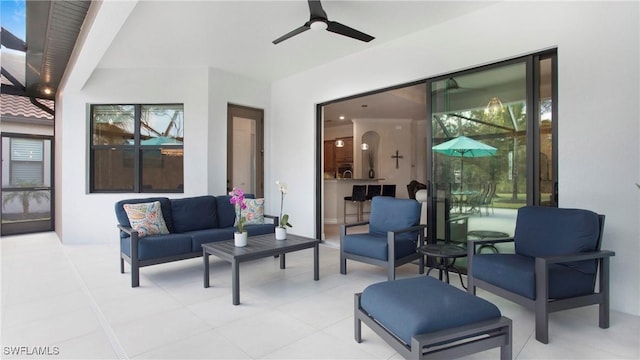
[
  {"xmin": 314, "ymin": 244, "xmax": 319, "ymax": 281},
  {"xmin": 203, "ymin": 251, "xmax": 210, "ymax": 288},
  {"xmin": 232, "ymin": 258, "xmax": 240, "ymax": 305}
]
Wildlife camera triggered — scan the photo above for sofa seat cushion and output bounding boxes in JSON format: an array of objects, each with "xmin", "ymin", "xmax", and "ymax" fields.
[
  {"xmin": 472, "ymin": 253, "xmax": 596, "ymax": 300},
  {"xmin": 360, "ymin": 276, "xmax": 501, "ymax": 345},
  {"xmin": 121, "ymin": 233, "xmax": 193, "ymax": 261},
  {"xmin": 115, "ymin": 197, "xmax": 174, "ymax": 235},
  {"xmin": 170, "ymin": 196, "xmax": 218, "ymax": 233},
  {"xmin": 189, "ymin": 228, "xmax": 236, "ymax": 252},
  {"xmin": 343, "ymin": 233, "xmax": 416, "ymax": 261}
]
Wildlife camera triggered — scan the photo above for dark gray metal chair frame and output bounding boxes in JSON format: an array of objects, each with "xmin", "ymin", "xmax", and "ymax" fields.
[
  {"xmin": 354, "ymin": 293, "xmax": 513, "ymax": 360},
  {"xmin": 467, "ymin": 214, "xmax": 614, "ymax": 344},
  {"xmin": 340, "ymin": 221, "xmax": 426, "ymax": 280}
]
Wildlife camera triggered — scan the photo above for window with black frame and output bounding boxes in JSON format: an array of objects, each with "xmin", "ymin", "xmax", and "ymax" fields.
[{"xmin": 90, "ymin": 104, "xmax": 184, "ymax": 193}]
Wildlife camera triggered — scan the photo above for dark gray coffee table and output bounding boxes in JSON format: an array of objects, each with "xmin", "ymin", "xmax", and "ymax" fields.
[{"xmin": 202, "ymin": 233, "xmax": 321, "ymax": 305}]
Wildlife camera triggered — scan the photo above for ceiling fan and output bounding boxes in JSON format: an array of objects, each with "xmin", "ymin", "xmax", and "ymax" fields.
[
  {"xmin": 273, "ymin": 0, "xmax": 374, "ymax": 45},
  {"xmin": 431, "ymin": 77, "xmax": 485, "ymax": 95}
]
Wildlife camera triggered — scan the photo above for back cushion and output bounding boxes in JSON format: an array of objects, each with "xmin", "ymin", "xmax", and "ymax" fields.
[
  {"xmin": 216, "ymin": 194, "xmax": 256, "ymax": 228},
  {"xmin": 369, "ymin": 196, "xmax": 420, "ymax": 241},
  {"xmin": 115, "ymin": 197, "xmax": 174, "ymax": 234},
  {"xmin": 170, "ymin": 196, "xmax": 218, "ymax": 232},
  {"xmin": 514, "ymin": 206, "xmax": 601, "ymax": 273}
]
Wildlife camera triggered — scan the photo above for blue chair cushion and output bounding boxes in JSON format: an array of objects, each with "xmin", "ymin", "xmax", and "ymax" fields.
[
  {"xmin": 369, "ymin": 196, "xmax": 420, "ymax": 241},
  {"xmin": 514, "ymin": 206, "xmax": 600, "ymax": 274},
  {"xmin": 115, "ymin": 197, "xmax": 175, "ymax": 235},
  {"xmin": 120, "ymin": 233, "xmax": 192, "ymax": 261},
  {"xmin": 360, "ymin": 276, "xmax": 501, "ymax": 345},
  {"xmin": 170, "ymin": 196, "xmax": 218, "ymax": 233},
  {"xmin": 472, "ymin": 254, "xmax": 597, "ymax": 299},
  {"xmin": 343, "ymin": 233, "xmax": 417, "ymax": 261}
]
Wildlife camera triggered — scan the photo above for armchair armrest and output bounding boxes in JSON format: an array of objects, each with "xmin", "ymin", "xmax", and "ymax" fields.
[
  {"xmin": 388, "ymin": 224, "xmax": 427, "ymax": 249},
  {"xmin": 390, "ymin": 224, "xmax": 427, "ymax": 235},
  {"xmin": 117, "ymin": 224, "xmax": 139, "ymax": 264},
  {"xmin": 536, "ymin": 250, "xmax": 615, "ymax": 266},
  {"xmin": 264, "ymin": 214, "xmax": 279, "ymax": 227},
  {"xmin": 117, "ymin": 224, "xmax": 136, "ymax": 236}
]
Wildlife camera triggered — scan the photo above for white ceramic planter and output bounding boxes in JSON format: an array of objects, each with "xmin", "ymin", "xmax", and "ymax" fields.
[
  {"xmin": 275, "ymin": 227, "xmax": 287, "ymax": 240},
  {"xmin": 234, "ymin": 232, "xmax": 248, "ymax": 247}
]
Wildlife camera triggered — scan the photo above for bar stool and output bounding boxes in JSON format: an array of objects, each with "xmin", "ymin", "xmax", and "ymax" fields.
[
  {"xmin": 362, "ymin": 184, "xmax": 381, "ymax": 219},
  {"xmin": 382, "ymin": 184, "xmax": 396, "ymax": 197},
  {"xmin": 344, "ymin": 185, "xmax": 367, "ymax": 223}
]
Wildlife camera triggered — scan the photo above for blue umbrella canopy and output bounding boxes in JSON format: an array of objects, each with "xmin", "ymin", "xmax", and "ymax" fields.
[
  {"xmin": 432, "ymin": 136, "xmax": 496, "ymax": 158},
  {"xmin": 433, "ymin": 136, "xmax": 497, "ymax": 194}
]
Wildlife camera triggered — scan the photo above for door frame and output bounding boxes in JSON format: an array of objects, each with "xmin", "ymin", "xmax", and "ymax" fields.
[
  {"xmin": 1, "ymin": 132, "xmax": 55, "ymax": 236},
  {"xmin": 226, "ymin": 103, "xmax": 265, "ymax": 197}
]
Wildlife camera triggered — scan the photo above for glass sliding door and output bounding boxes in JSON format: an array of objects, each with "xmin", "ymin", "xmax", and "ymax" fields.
[
  {"xmin": 1, "ymin": 134, "xmax": 54, "ymax": 236},
  {"xmin": 427, "ymin": 52, "xmax": 557, "ymax": 259},
  {"xmin": 428, "ymin": 60, "xmax": 529, "ymax": 255}
]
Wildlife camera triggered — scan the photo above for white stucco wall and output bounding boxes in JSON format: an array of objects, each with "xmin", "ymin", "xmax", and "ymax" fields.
[
  {"xmin": 54, "ymin": 1, "xmax": 639, "ymax": 315},
  {"xmin": 270, "ymin": 1, "xmax": 639, "ymax": 315}
]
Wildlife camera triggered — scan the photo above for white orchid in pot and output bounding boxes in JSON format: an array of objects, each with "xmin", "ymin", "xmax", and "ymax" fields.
[{"xmin": 275, "ymin": 181, "xmax": 292, "ymax": 240}]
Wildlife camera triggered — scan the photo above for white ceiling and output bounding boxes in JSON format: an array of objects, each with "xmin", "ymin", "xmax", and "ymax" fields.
[{"xmin": 97, "ymin": 1, "xmax": 496, "ymax": 82}]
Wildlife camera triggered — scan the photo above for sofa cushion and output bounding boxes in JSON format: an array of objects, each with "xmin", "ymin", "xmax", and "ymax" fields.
[
  {"xmin": 243, "ymin": 198, "xmax": 265, "ymax": 225},
  {"xmin": 170, "ymin": 196, "xmax": 218, "ymax": 233},
  {"xmin": 122, "ymin": 201, "xmax": 170, "ymax": 238},
  {"xmin": 120, "ymin": 233, "xmax": 193, "ymax": 261},
  {"xmin": 115, "ymin": 197, "xmax": 174, "ymax": 235},
  {"xmin": 360, "ymin": 276, "xmax": 501, "ymax": 345},
  {"xmin": 189, "ymin": 228, "xmax": 237, "ymax": 252},
  {"xmin": 472, "ymin": 253, "xmax": 597, "ymax": 300}
]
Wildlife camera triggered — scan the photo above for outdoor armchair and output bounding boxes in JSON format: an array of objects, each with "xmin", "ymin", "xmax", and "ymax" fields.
[
  {"xmin": 340, "ymin": 196, "xmax": 425, "ymax": 280},
  {"xmin": 467, "ymin": 206, "xmax": 614, "ymax": 344}
]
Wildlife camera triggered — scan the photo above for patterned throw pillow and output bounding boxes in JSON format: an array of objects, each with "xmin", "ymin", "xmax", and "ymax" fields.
[
  {"xmin": 122, "ymin": 201, "xmax": 169, "ymax": 237},
  {"xmin": 243, "ymin": 198, "xmax": 265, "ymax": 225}
]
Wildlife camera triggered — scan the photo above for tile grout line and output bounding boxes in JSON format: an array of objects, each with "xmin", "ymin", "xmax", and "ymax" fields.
[{"xmin": 62, "ymin": 249, "xmax": 129, "ymax": 360}]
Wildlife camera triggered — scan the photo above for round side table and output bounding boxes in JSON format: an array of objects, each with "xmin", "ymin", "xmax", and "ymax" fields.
[
  {"xmin": 467, "ymin": 230, "xmax": 510, "ymax": 253},
  {"xmin": 419, "ymin": 243, "xmax": 467, "ymax": 289}
]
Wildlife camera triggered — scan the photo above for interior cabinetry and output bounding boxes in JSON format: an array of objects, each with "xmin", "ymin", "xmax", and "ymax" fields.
[
  {"xmin": 324, "ymin": 141, "xmax": 336, "ymax": 176},
  {"xmin": 335, "ymin": 137, "xmax": 353, "ymax": 163},
  {"xmin": 324, "ymin": 137, "xmax": 353, "ymax": 177}
]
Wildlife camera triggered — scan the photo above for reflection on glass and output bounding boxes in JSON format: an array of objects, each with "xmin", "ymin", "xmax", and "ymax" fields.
[
  {"xmin": 141, "ymin": 149, "xmax": 184, "ymax": 192},
  {"xmin": 140, "ymin": 105, "xmax": 184, "ymax": 145},
  {"xmin": 431, "ymin": 63, "xmax": 527, "ymax": 209},
  {"xmin": 92, "ymin": 105, "xmax": 135, "ymax": 145},
  {"xmin": 92, "ymin": 148, "xmax": 135, "ymax": 191}
]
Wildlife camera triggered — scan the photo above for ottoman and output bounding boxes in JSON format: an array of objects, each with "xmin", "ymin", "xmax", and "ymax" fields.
[{"xmin": 355, "ymin": 276, "xmax": 512, "ymax": 360}]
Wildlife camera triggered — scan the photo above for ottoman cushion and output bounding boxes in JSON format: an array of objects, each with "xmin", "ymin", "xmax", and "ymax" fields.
[{"xmin": 360, "ymin": 276, "xmax": 501, "ymax": 345}]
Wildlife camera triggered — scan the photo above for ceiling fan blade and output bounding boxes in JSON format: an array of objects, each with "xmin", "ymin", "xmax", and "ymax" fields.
[
  {"xmin": 308, "ymin": 0, "xmax": 328, "ymax": 20},
  {"xmin": 326, "ymin": 21, "xmax": 374, "ymax": 42},
  {"xmin": 272, "ymin": 24, "xmax": 311, "ymax": 44}
]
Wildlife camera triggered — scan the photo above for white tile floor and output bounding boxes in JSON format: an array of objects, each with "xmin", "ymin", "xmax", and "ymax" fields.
[{"xmin": 1, "ymin": 231, "xmax": 638, "ymax": 359}]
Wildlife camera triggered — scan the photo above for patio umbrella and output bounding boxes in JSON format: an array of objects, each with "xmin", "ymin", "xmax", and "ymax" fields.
[{"xmin": 432, "ymin": 136, "xmax": 497, "ymax": 192}]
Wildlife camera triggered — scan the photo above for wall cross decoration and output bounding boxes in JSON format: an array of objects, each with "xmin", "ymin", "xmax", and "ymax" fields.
[{"xmin": 391, "ymin": 150, "xmax": 403, "ymax": 169}]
